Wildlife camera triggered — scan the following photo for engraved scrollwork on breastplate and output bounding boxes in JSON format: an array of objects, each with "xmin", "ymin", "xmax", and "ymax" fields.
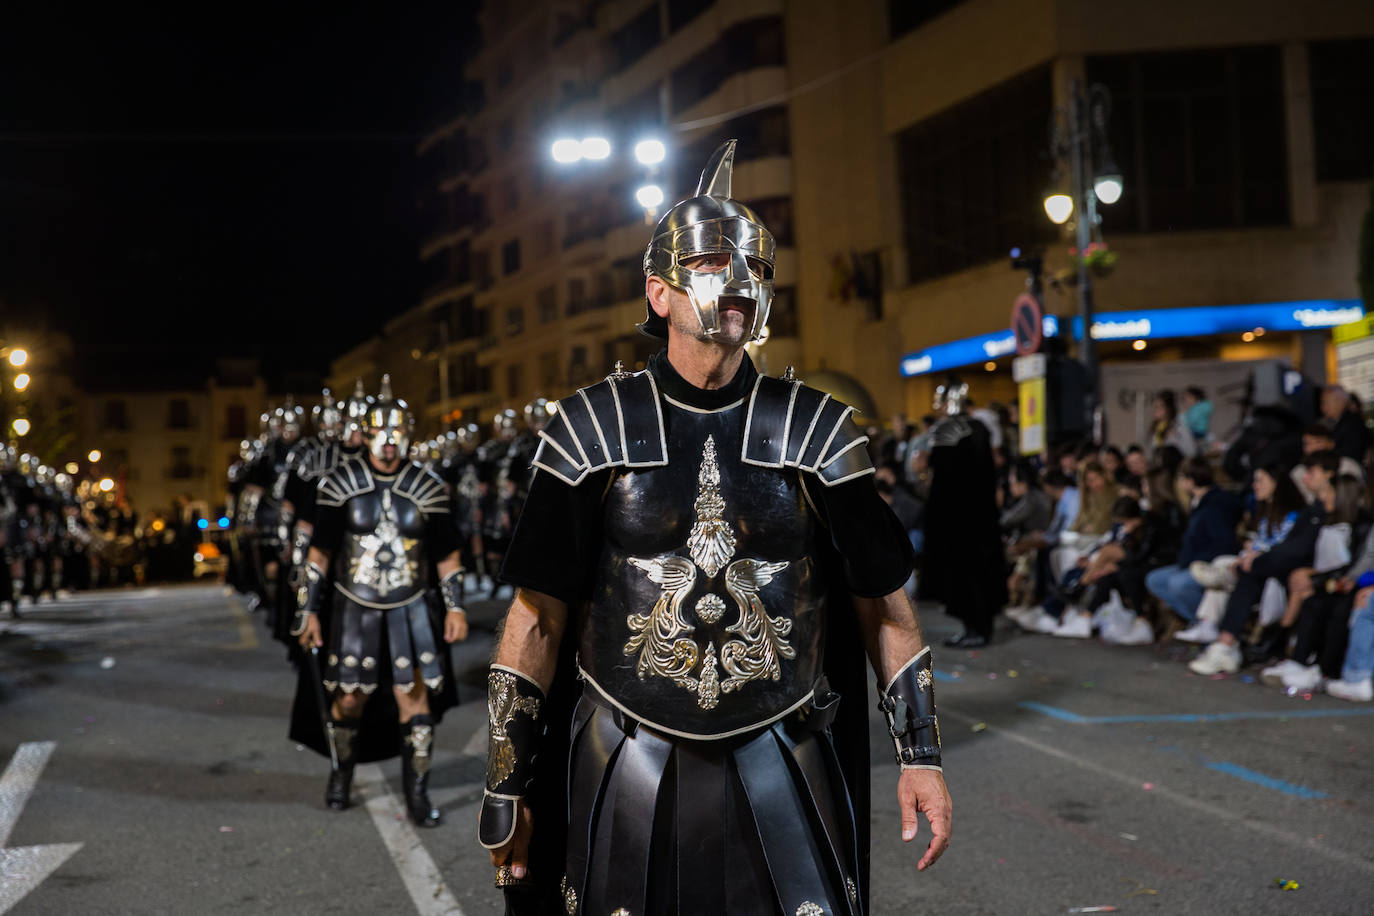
[
  {"xmin": 623, "ymin": 434, "xmax": 795, "ymax": 711},
  {"xmin": 348, "ymin": 487, "xmax": 419, "ymax": 593}
]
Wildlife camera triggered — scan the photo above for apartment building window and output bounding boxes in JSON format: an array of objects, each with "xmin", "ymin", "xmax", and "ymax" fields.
[
  {"xmin": 608, "ymin": 83, "xmax": 662, "ymax": 132},
  {"xmin": 473, "ymin": 249, "xmax": 493, "ymax": 289},
  {"xmin": 1088, "ymin": 46, "xmax": 1288, "ymax": 233},
  {"xmin": 1311, "ymin": 38, "xmax": 1374, "ymax": 181},
  {"xmin": 897, "ymin": 66, "xmax": 1054, "ymax": 284},
  {"xmin": 506, "ymin": 364, "xmax": 523, "ymax": 399},
  {"xmin": 568, "ymin": 277, "xmax": 588, "ymax": 313},
  {"xmin": 889, "ymin": 0, "xmax": 968, "ymax": 40},
  {"xmin": 225, "ymin": 405, "xmax": 246, "ymax": 439},
  {"xmin": 674, "ymin": 107, "xmax": 790, "ymax": 191},
  {"xmin": 169, "ymin": 446, "xmax": 194, "ymax": 479},
  {"xmin": 502, "ymin": 239, "xmax": 521, "ymax": 275},
  {"xmin": 505, "ymin": 306, "xmax": 525, "ymax": 337},
  {"xmin": 610, "ymin": 5, "xmax": 659, "ymax": 72},
  {"xmin": 167, "ymin": 398, "xmax": 192, "ymax": 429},
  {"xmin": 768, "ymin": 286, "xmax": 800, "ymax": 338},
  {"xmin": 540, "ymin": 351, "xmax": 561, "ymax": 390},
  {"xmin": 747, "ymin": 197, "xmax": 794, "ymax": 246},
  {"xmin": 537, "ymin": 285, "xmax": 559, "ymax": 323},
  {"xmin": 104, "ymin": 399, "xmax": 129, "ymax": 431},
  {"xmin": 671, "ymin": 18, "xmax": 785, "ymax": 115},
  {"xmin": 569, "ymin": 346, "xmax": 590, "ymax": 386}
]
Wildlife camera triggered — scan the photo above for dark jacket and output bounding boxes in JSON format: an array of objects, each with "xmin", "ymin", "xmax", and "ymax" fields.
[
  {"xmin": 1176, "ymin": 488, "xmax": 1245, "ymax": 567},
  {"xmin": 1252, "ymin": 503, "xmax": 1325, "ymax": 580},
  {"xmin": 1331, "ymin": 412, "xmax": 1371, "ymax": 464}
]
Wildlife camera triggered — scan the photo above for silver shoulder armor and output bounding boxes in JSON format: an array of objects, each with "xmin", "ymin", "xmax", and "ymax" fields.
[
  {"xmin": 315, "ymin": 456, "xmax": 373, "ymax": 508},
  {"xmin": 742, "ymin": 374, "xmax": 874, "ymax": 487},
  {"xmin": 929, "ymin": 416, "xmax": 972, "ymax": 448},
  {"xmin": 530, "ymin": 370, "xmax": 669, "ymax": 486},
  {"xmin": 393, "ymin": 464, "xmax": 451, "ymax": 516}
]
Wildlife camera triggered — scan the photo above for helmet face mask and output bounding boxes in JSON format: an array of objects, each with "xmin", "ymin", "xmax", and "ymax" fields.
[
  {"xmin": 343, "ymin": 378, "xmax": 372, "ymax": 443},
  {"xmin": 641, "ymin": 139, "xmax": 776, "ymax": 343},
  {"xmin": 366, "ymin": 375, "xmax": 413, "ymax": 462},
  {"xmin": 523, "ymin": 398, "xmax": 551, "ymax": 432},
  {"xmin": 313, "ymin": 389, "xmax": 343, "ymax": 441}
]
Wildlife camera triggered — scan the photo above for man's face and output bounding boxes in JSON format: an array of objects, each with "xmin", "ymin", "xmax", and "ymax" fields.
[
  {"xmin": 1304, "ymin": 464, "xmax": 1333, "ymax": 494},
  {"xmin": 648, "ymin": 253, "xmax": 762, "ymax": 348},
  {"xmin": 1125, "ymin": 452, "xmax": 1147, "ymax": 476},
  {"xmin": 1323, "ymin": 388, "xmax": 1346, "ymax": 419}
]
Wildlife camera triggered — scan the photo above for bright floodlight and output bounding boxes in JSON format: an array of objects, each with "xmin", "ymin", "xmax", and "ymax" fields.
[
  {"xmin": 88, "ymin": 449, "xmax": 102, "ymax": 462},
  {"xmin": 11, "ymin": 418, "xmax": 30, "ymax": 437},
  {"xmin": 1094, "ymin": 174, "xmax": 1123, "ymax": 205},
  {"xmin": 551, "ymin": 138, "xmax": 582, "ymax": 163},
  {"xmin": 1043, "ymin": 192, "xmax": 1074, "ymax": 225},
  {"xmin": 65, "ymin": 462, "xmax": 79, "ymax": 474},
  {"xmin": 635, "ymin": 184, "xmax": 665, "ymax": 210},
  {"xmin": 580, "ymin": 137, "xmax": 611, "ymax": 160},
  {"xmin": 634, "ymin": 139, "xmax": 666, "ymax": 165},
  {"xmin": 7, "ymin": 348, "xmax": 27, "ymax": 368},
  {"xmin": 99, "ymin": 477, "xmax": 115, "ymax": 492},
  {"xmin": 13, "ymin": 372, "xmax": 30, "ymax": 391}
]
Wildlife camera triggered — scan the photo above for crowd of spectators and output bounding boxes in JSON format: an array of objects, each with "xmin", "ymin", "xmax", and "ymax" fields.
[{"xmin": 866, "ymin": 383, "xmax": 1374, "ymax": 703}]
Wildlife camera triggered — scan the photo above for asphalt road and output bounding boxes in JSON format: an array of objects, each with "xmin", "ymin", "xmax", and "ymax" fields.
[{"xmin": 1, "ymin": 584, "xmax": 1371, "ymax": 915}]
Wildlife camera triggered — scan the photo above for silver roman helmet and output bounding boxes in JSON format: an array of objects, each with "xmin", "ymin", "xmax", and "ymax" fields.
[
  {"xmin": 932, "ymin": 377, "xmax": 970, "ymax": 416},
  {"xmin": 343, "ymin": 378, "xmax": 372, "ymax": 440},
  {"xmin": 493, "ymin": 408, "xmax": 518, "ymax": 441},
  {"xmin": 523, "ymin": 397, "xmax": 551, "ymax": 432},
  {"xmin": 641, "ymin": 138, "xmax": 776, "ymax": 342},
  {"xmin": 312, "ymin": 388, "xmax": 343, "ymax": 441},
  {"xmin": 365, "ymin": 374, "xmax": 414, "ymax": 460},
  {"xmin": 275, "ymin": 396, "xmax": 304, "ymax": 443}
]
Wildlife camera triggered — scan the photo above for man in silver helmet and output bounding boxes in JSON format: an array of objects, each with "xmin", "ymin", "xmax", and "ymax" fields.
[
  {"xmin": 918, "ymin": 377, "xmax": 1005, "ymax": 648},
  {"xmin": 237, "ymin": 399, "xmax": 302, "ymax": 610},
  {"xmin": 289, "ymin": 374, "xmax": 470, "ymax": 826},
  {"xmin": 481, "ymin": 140, "xmax": 951, "ymax": 915},
  {"xmin": 271, "ymin": 385, "xmax": 363, "ymax": 646},
  {"xmin": 476, "ymin": 409, "xmax": 520, "ymax": 597},
  {"xmin": 439, "ymin": 422, "xmax": 485, "ymax": 591}
]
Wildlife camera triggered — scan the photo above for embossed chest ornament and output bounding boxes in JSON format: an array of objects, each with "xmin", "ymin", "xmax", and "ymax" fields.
[
  {"xmin": 623, "ymin": 435, "xmax": 796, "ymax": 710},
  {"xmin": 348, "ymin": 487, "xmax": 419, "ymax": 593}
]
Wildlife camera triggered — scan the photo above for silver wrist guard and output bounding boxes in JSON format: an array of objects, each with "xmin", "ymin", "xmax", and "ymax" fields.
[
  {"xmin": 290, "ymin": 561, "xmax": 327, "ymax": 636},
  {"xmin": 877, "ymin": 647, "xmax": 942, "ymax": 770},
  {"xmin": 439, "ymin": 568, "xmax": 465, "ymax": 615}
]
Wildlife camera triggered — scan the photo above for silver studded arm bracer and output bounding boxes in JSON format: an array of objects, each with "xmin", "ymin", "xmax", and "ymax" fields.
[
  {"xmin": 288, "ymin": 526, "xmax": 312, "ymax": 590},
  {"xmin": 290, "ymin": 560, "xmax": 327, "ymax": 636},
  {"xmin": 876, "ymin": 647, "xmax": 942, "ymax": 771},
  {"xmin": 478, "ymin": 665, "xmax": 545, "ymax": 850},
  {"xmin": 439, "ymin": 567, "xmax": 465, "ymax": 616}
]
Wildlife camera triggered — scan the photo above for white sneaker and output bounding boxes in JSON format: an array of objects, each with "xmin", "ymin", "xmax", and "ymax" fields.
[
  {"xmin": 1005, "ymin": 606, "xmax": 1039, "ymax": 629},
  {"xmin": 1325, "ymin": 678, "xmax": 1374, "ymax": 702},
  {"xmin": 1052, "ymin": 612, "xmax": 1093, "ymax": 639},
  {"xmin": 1260, "ymin": 659, "xmax": 1302, "ymax": 687},
  {"xmin": 1280, "ymin": 664, "xmax": 1323, "ymax": 692},
  {"xmin": 1175, "ymin": 619, "xmax": 1219, "ymax": 644},
  {"xmin": 1103, "ymin": 616, "xmax": 1154, "ymax": 646},
  {"xmin": 1090, "ymin": 603, "xmax": 1114, "ymax": 630},
  {"xmin": 1189, "ymin": 641, "xmax": 1241, "ymax": 675},
  {"xmin": 1031, "ymin": 612, "xmax": 1061, "ymax": 634}
]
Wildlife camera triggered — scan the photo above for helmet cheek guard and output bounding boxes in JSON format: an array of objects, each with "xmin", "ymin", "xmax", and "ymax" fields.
[{"xmin": 366, "ymin": 375, "xmax": 413, "ymax": 461}]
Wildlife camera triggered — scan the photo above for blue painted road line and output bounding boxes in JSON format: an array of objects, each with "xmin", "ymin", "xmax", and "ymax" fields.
[
  {"xmin": 1203, "ymin": 761, "xmax": 1329, "ymax": 799},
  {"xmin": 1017, "ymin": 701, "xmax": 1374, "ymax": 725}
]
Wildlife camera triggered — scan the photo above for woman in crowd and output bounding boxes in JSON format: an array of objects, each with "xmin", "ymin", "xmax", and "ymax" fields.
[{"xmin": 1151, "ymin": 390, "xmax": 1198, "ymax": 460}]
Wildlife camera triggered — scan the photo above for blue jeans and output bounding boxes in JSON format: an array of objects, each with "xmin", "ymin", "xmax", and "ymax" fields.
[
  {"xmin": 1145, "ymin": 565, "xmax": 1204, "ymax": 623},
  {"xmin": 1344, "ymin": 599, "xmax": 1374, "ymax": 682}
]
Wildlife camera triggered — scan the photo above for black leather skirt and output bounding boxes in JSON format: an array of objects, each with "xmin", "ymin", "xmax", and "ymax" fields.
[
  {"xmin": 560, "ymin": 690, "xmax": 863, "ymax": 916},
  {"xmin": 322, "ymin": 592, "xmax": 445, "ymax": 695}
]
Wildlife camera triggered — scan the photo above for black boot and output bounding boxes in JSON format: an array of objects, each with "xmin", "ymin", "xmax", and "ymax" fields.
[
  {"xmin": 401, "ymin": 715, "xmax": 440, "ymax": 828},
  {"xmin": 1244, "ymin": 623, "xmax": 1291, "ymax": 667},
  {"xmin": 325, "ymin": 719, "xmax": 358, "ymax": 811}
]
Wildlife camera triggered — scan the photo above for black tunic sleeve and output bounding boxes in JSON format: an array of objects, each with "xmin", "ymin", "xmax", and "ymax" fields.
[
  {"xmin": 500, "ymin": 466, "xmax": 611, "ymax": 606},
  {"xmin": 309, "ymin": 500, "xmax": 346, "ymax": 557},
  {"xmin": 806, "ymin": 474, "xmax": 915, "ymax": 599}
]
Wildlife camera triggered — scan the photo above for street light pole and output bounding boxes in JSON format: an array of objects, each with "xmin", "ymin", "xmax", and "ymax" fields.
[{"xmin": 1067, "ymin": 78, "xmax": 1100, "ymax": 441}]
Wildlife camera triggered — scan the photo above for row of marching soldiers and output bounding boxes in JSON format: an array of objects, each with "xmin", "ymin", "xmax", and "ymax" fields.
[
  {"xmin": 225, "ymin": 377, "xmax": 548, "ymax": 825},
  {"xmin": 1, "ymin": 446, "xmax": 102, "ymax": 617}
]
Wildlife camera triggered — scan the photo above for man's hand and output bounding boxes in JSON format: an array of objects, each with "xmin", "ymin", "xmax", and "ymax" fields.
[
  {"xmin": 297, "ymin": 614, "xmax": 323, "ymax": 649},
  {"xmin": 444, "ymin": 609, "xmax": 469, "ymax": 643},
  {"xmin": 898, "ymin": 768, "xmax": 952, "ymax": 871},
  {"xmin": 489, "ymin": 801, "xmax": 534, "ymax": 879}
]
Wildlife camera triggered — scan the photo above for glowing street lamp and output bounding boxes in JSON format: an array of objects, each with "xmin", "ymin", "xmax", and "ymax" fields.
[
  {"xmin": 11, "ymin": 418, "xmax": 30, "ymax": 437},
  {"xmin": 634, "ymin": 139, "xmax": 666, "ymax": 165},
  {"xmin": 579, "ymin": 137, "xmax": 611, "ymax": 160},
  {"xmin": 1043, "ymin": 192, "xmax": 1074, "ymax": 225},
  {"xmin": 7, "ymin": 348, "xmax": 27, "ymax": 368},
  {"xmin": 551, "ymin": 138, "xmax": 582, "ymax": 163},
  {"xmin": 635, "ymin": 184, "xmax": 665, "ymax": 210},
  {"xmin": 98, "ymin": 477, "xmax": 115, "ymax": 493},
  {"xmin": 88, "ymin": 449, "xmax": 103, "ymax": 463},
  {"xmin": 13, "ymin": 372, "xmax": 30, "ymax": 391}
]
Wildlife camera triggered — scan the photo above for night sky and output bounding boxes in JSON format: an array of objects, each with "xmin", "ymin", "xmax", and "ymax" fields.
[{"xmin": 0, "ymin": 4, "xmax": 474, "ymax": 390}]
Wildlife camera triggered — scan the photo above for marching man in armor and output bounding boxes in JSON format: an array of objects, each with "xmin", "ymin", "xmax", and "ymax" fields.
[
  {"xmin": 480, "ymin": 140, "xmax": 952, "ymax": 915},
  {"xmin": 290, "ymin": 375, "xmax": 470, "ymax": 827}
]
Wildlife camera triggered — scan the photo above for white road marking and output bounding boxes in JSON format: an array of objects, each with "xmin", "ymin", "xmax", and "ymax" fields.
[
  {"xmin": 461, "ymin": 723, "xmax": 488, "ymax": 758},
  {"xmin": 356, "ymin": 764, "xmax": 465, "ymax": 916},
  {"xmin": 0, "ymin": 742, "xmax": 83, "ymax": 912},
  {"xmin": 942, "ymin": 707, "xmax": 1374, "ymax": 877}
]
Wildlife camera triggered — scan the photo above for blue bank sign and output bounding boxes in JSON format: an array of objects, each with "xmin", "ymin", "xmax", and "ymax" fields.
[{"xmin": 899, "ymin": 299, "xmax": 1364, "ymax": 377}]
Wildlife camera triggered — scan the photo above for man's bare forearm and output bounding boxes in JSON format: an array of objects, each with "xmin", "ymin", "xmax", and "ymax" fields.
[
  {"xmin": 852, "ymin": 588, "xmax": 927, "ymax": 685},
  {"xmin": 492, "ymin": 588, "xmax": 567, "ymax": 692}
]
